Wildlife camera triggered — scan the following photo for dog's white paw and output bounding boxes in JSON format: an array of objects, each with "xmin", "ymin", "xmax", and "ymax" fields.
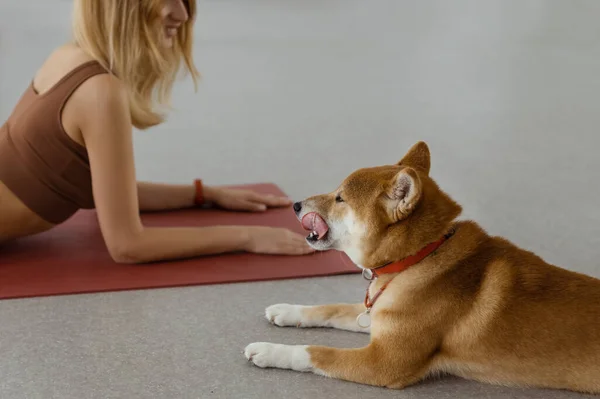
[
  {"xmin": 265, "ymin": 304, "xmax": 306, "ymax": 327},
  {"xmin": 244, "ymin": 342, "xmax": 312, "ymax": 371},
  {"xmin": 244, "ymin": 342, "xmax": 278, "ymax": 368}
]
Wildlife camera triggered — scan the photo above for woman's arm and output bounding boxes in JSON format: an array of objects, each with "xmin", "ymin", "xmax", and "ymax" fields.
[
  {"xmin": 136, "ymin": 181, "xmax": 294, "ymax": 212},
  {"xmin": 136, "ymin": 181, "xmax": 196, "ymax": 211},
  {"xmin": 75, "ymin": 74, "xmax": 312, "ymax": 263}
]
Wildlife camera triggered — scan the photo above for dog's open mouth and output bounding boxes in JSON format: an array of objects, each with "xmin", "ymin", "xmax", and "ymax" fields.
[{"xmin": 301, "ymin": 212, "xmax": 329, "ymax": 241}]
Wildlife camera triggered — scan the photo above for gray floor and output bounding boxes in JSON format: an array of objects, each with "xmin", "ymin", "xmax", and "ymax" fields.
[{"xmin": 1, "ymin": 1, "xmax": 600, "ymax": 398}]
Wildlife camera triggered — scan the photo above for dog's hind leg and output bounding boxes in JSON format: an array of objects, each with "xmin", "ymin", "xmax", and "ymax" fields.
[{"xmin": 264, "ymin": 303, "xmax": 370, "ymax": 333}]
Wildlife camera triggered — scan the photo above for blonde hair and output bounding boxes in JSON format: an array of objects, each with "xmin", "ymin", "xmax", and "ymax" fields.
[{"xmin": 72, "ymin": 0, "xmax": 200, "ymax": 129}]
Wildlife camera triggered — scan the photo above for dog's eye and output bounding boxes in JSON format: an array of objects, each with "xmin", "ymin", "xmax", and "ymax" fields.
[{"xmin": 335, "ymin": 194, "xmax": 344, "ymax": 203}]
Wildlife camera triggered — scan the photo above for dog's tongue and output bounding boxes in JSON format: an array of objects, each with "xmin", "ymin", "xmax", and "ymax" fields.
[{"xmin": 301, "ymin": 212, "xmax": 329, "ymax": 239}]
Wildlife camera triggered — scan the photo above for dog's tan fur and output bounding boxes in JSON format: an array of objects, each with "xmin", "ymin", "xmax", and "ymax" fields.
[{"xmin": 244, "ymin": 141, "xmax": 600, "ymax": 393}]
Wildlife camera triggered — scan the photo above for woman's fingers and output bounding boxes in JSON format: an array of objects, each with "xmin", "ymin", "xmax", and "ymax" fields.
[
  {"xmin": 287, "ymin": 231, "xmax": 315, "ymax": 254},
  {"xmin": 235, "ymin": 200, "xmax": 267, "ymax": 211},
  {"xmin": 245, "ymin": 192, "xmax": 291, "ymax": 207}
]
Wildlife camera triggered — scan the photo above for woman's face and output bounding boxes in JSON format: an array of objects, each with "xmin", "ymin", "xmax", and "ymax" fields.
[{"xmin": 159, "ymin": 0, "xmax": 189, "ymax": 48}]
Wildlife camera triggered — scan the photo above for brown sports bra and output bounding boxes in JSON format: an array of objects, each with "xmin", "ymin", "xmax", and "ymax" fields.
[{"xmin": 0, "ymin": 60, "xmax": 109, "ymax": 224}]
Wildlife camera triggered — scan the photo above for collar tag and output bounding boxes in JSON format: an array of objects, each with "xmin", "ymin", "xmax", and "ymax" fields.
[{"xmin": 362, "ymin": 268, "xmax": 374, "ymax": 280}]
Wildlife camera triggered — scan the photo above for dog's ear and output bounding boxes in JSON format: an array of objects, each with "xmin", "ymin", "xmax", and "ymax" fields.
[
  {"xmin": 398, "ymin": 141, "xmax": 430, "ymax": 175},
  {"xmin": 388, "ymin": 167, "xmax": 422, "ymax": 220}
]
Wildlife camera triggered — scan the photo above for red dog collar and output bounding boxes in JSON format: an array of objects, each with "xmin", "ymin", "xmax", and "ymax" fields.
[
  {"xmin": 355, "ymin": 228, "xmax": 455, "ymax": 328},
  {"xmin": 362, "ymin": 228, "xmax": 455, "ymax": 280}
]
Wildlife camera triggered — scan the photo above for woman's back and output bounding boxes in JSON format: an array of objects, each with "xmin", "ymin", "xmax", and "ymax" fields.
[{"xmin": 0, "ymin": 45, "xmax": 105, "ymax": 242}]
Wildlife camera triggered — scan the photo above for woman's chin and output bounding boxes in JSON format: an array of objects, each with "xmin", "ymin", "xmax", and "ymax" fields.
[{"xmin": 162, "ymin": 37, "xmax": 174, "ymax": 48}]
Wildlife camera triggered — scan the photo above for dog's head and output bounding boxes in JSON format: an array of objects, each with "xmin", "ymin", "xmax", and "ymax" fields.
[{"xmin": 294, "ymin": 141, "xmax": 462, "ymax": 268}]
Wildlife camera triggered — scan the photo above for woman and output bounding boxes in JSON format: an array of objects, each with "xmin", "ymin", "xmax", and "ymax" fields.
[{"xmin": 0, "ymin": 0, "xmax": 314, "ymax": 263}]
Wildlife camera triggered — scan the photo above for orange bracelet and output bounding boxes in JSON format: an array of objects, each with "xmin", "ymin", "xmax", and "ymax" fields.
[{"xmin": 194, "ymin": 179, "xmax": 204, "ymax": 206}]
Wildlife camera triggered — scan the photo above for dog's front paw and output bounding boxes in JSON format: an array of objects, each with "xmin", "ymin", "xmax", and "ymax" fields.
[
  {"xmin": 265, "ymin": 304, "xmax": 306, "ymax": 327},
  {"xmin": 244, "ymin": 342, "xmax": 278, "ymax": 368},
  {"xmin": 244, "ymin": 342, "xmax": 312, "ymax": 371}
]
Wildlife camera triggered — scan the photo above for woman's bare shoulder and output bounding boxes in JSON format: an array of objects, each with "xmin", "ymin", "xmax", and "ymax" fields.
[
  {"xmin": 68, "ymin": 66, "xmax": 130, "ymax": 131},
  {"xmin": 36, "ymin": 43, "xmax": 131, "ymax": 138},
  {"xmin": 34, "ymin": 44, "xmax": 95, "ymax": 89},
  {"xmin": 37, "ymin": 43, "xmax": 126, "ymax": 100},
  {"xmin": 73, "ymin": 73, "xmax": 132, "ymax": 143}
]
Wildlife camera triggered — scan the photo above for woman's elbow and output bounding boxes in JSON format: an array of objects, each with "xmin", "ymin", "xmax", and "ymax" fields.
[
  {"xmin": 106, "ymin": 237, "xmax": 146, "ymax": 264},
  {"xmin": 109, "ymin": 249, "xmax": 142, "ymax": 264}
]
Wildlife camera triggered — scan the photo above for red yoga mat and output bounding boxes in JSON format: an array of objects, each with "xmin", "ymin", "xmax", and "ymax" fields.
[{"xmin": 0, "ymin": 183, "xmax": 359, "ymax": 300}]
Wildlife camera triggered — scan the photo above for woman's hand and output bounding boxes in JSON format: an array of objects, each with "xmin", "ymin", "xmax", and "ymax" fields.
[
  {"xmin": 205, "ymin": 186, "xmax": 293, "ymax": 212},
  {"xmin": 244, "ymin": 226, "xmax": 315, "ymax": 255}
]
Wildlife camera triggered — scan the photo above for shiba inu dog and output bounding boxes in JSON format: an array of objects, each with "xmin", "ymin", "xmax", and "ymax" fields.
[{"xmin": 244, "ymin": 141, "xmax": 600, "ymax": 394}]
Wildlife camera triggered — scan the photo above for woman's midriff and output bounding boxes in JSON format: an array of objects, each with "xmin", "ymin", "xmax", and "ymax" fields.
[{"xmin": 0, "ymin": 180, "xmax": 54, "ymax": 242}]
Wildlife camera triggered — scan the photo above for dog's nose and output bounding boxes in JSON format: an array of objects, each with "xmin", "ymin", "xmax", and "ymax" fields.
[{"xmin": 293, "ymin": 202, "xmax": 302, "ymax": 213}]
